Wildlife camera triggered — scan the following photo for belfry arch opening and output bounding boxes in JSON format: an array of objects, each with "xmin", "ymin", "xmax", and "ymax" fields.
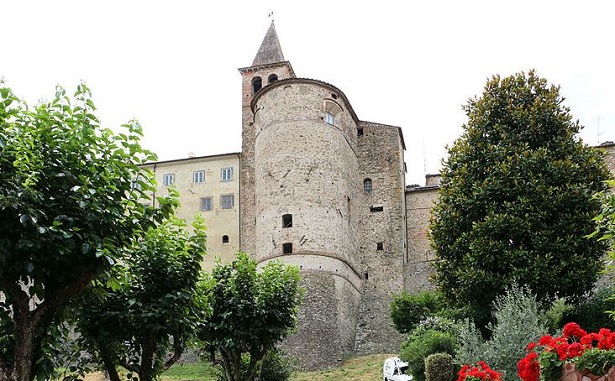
[
  {"xmin": 252, "ymin": 76, "xmax": 262, "ymax": 94},
  {"xmin": 268, "ymin": 74, "xmax": 278, "ymax": 84}
]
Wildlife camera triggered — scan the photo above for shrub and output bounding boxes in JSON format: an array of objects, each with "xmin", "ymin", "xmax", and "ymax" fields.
[
  {"xmin": 425, "ymin": 353, "xmax": 454, "ymax": 381},
  {"xmin": 455, "ymin": 286, "xmax": 547, "ymax": 381},
  {"xmin": 260, "ymin": 348, "xmax": 299, "ymax": 381},
  {"xmin": 391, "ymin": 290, "xmax": 447, "ymax": 333},
  {"xmin": 215, "ymin": 348, "xmax": 298, "ymax": 381},
  {"xmin": 561, "ymin": 286, "xmax": 615, "ymax": 333},
  {"xmin": 543, "ymin": 298, "xmax": 573, "ymax": 333},
  {"xmin": 400, "ymin": 318, "xmax": 459, "ymax": 381}
]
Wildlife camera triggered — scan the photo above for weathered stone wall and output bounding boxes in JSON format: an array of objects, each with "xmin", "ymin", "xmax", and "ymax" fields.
[
  {"xmin": 251, "ymin": 78, "xmax": 362, "ymax": 369},
  {"xmin": 405, "ymin": 185, "xmax": 439, "ymax": 292},
  {"xmin": 239, "ymin": 62, "xmax": 295, "ymax": 257},
  {"xmin": 355, "ymin": 121, "xmax": 407, "ymax": 354},
  {"xmin": 600, "ymin": 142, "xmax": 615, "ymax": 175},
  {"xmin": 279, "ymin": 271, "xmax": 361, "ymax": 370}
]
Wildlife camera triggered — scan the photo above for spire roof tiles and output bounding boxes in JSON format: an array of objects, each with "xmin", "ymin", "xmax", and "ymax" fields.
[{"xmin": 252, "ymin": 21, "xmax": 285, "ymax": 66}]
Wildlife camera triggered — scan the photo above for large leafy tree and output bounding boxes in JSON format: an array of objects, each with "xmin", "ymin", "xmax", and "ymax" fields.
[
  {"xmin": 72, "ymin": 216, "xmax": 207, "ymax": 381},
  {"xmin": 0, "ymin": 82, "xmax": 174, "ymax": 381},
  {"xmin": 198, "ymin": 252, "xmax": 302, "ymax": 381},
  {"xmin": 430, "ymin": 71, "xmax": 610, "ymax": 322}
]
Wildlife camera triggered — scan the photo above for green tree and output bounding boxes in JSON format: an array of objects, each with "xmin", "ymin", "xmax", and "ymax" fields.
[
  {"xmin": 390, "ymin": 290, "xmax": 446, "ymax": 334},
  {"xmin": 0, "ymin": 82, "xmax": 174, "ymax": 381},
  {"xmin": 430, "ymin": 71, "xmax": 610, "ymax": 323},
  {"xmin": 593, "ymin": 179, "xmax": 615, "ymax": 260},
  {"xmin": 72, "ymin": 216, "xmax": 206, "ymax": 381},
  {"xmin": 198, "ymin": 252, "xmax": 302, "ymax": 381}
]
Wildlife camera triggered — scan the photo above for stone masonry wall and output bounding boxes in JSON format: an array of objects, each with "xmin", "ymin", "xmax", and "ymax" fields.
[
  {"xmin": 405, "ymin": 186, "xmax": 439, "ymax": 293},
  {"xmin": 280, "ymin": 271, "xmax": 361, "ymax": 370},
  {"xmin": 240, "ymin": 63, "xmax": 295, "ymax": 257},
  {"xmin": 252, "ymin": 78, "xmax": 362, "ymax": 369},
  {"xmin": 355, "ymin": 121, "xmax": 407, "ymax": 354}
]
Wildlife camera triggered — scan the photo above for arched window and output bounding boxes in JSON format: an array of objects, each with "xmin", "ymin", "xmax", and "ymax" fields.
[
  {"xmin": 268, "ymin": 74, "xmax": 278, "ymax": 84},
  {"xmin": 252, "ymin": 76, "xmax": 262, "ymax": 94},
  {"xmin": 363, "ymin": 178, "xmax": 373, "ymax": 193},
  {"xmin": 222, "ymin": 235, "xmax": 229, "ymax": 244},
  {"xmin": 323, "ymin": 99, "xmax": 342, "ymax": 126}
]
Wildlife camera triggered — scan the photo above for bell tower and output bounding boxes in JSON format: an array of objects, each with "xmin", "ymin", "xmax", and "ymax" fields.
[{"xmin": 239, "ymin": 21, "xmax": 295, "ymax": 255}]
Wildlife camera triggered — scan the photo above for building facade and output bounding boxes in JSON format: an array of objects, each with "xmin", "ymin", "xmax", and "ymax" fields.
[
  {"xmin": 146, "ymin": 23, "xmax": 615, "ymax": 370},
  {"xmin": 144, "ymin": 153, "xmax": 240, "ymax": 268}
]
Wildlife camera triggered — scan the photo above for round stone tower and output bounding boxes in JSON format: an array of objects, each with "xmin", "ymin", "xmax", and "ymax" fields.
[{"xmin": 252, "ymin": 78, "xmax": 363, "ymax": 369}]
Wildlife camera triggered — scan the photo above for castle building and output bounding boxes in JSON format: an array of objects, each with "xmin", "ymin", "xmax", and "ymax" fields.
[{"xmin": 145, "ymin": 22, "xmax": 615, "ymax": 369}]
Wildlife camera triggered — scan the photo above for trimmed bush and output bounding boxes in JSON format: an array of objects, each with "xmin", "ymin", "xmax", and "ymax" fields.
[
  {"xmin": 400, "ymin": 318, "xmax": 459, "ymax": 381},
  {"xmin": 425, "ymin": 353, "xmax": 454, "ymax": 381}
]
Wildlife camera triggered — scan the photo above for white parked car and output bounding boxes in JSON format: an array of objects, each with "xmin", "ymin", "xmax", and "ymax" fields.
[{"xmin": 383, "ymin": 356, "xmax": 413, "ymax": 381}]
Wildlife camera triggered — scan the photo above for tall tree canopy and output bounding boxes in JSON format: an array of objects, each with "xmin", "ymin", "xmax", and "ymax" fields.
[
  {"xmin": 430, "ymin": 71, "xmax": 610, "ymax": 321},
  {"xmin": 198, "ymin": 252, "xmax": 302, "ymax": 381},
  {"xmin": 73, "ymin": 216, "xmax": 207, "ymax": 381},
  {"xmin": 0, "ymin": 82, "xmax": 174, "ymax": 381}
]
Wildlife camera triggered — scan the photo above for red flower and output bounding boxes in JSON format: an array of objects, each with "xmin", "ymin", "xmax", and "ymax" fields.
[
  {"xmin": 554, "ymin": 341, "xmax": 570, "ymax": 360},
  {"xmin": 458, "ymin": 361, "xmax": 502, "ymax": 381},
  {"xmin": 526, "ymin": 342, "xmax": 537, "ymax": 351},
  {"xmin": 539, "ymin": 335, "xmax": 554, "ymax": 347},
  {"xmin": 517, "ymin": 352, "xmax": 540, "ymax": 381},
  {"xmin": 568, "ymin": 342, "xmax": 584, "ymax": 358},
  {"xmin": 563, "ymin": 322, "xmax": 588, "ymax": 339}
]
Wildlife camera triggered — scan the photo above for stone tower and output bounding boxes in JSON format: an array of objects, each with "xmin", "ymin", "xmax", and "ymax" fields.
[
  {"xmin": 239, "ymin": 22, "xmax": 406, "ymax": 369},
  {"xmin": 239, "ymin": 21, "xmax": 295, "ymax": 257}
]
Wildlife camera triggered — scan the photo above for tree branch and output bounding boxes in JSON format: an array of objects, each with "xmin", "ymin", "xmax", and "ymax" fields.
[{"xmin": 163, "ymin": 333, "xmax": 184, "ymax": 371}]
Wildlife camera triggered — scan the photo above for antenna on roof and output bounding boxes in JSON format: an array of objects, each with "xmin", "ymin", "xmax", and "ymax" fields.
[{"xmin": 596, "ymin": 116, "xmax": 604, "ymax": 144}]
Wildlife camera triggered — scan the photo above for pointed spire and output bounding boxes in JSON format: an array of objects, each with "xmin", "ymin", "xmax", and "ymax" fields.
[{"xmin": 252, "ymin": 21, "xmax": 285, "ymax": 66}]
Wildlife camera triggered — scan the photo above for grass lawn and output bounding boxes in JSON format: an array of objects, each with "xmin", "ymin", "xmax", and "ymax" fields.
[
  {"xmin": 293, "ymin": 353, "xmax": 392, "ymax": 381},
  {"xmin": 83, "ymin": 353, "xmax": 393, "ymax": 381}
]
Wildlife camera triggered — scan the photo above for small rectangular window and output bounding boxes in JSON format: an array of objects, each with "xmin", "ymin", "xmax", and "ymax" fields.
[
  {"xmin": 324, "ymin": 112, "xmax": 335, "ymax": 125},
  {"xmin": 283, "ymin": 243, "xmax": 293, "ymax": 254},
  {"xmin": 163, "ymin": 174, "xmax": 175, "ymax": 186},
  {"xmin": 357, "ymin": 128, "xmax": 364, "ymax": 136},
  {"xmin": 377, "ymin": 242, "xmax": 384, "ymax": 251},
  {"xmin": 282, "ymin": 214, "xmax": 293, "ymax": 228},
  {"xmin": 221, "ymin": 167, "xmax": 233, "ymax": 182},
  {"xmin": 221, "ymin": 194, "xmax": 234, "ymax": 209},
  {"xmin": 370, "ymin": 205, "xmax": 384, "ymax": 212},
  {"xmin": 193, "ymin": 170, "xmax": 205, "ymax": 184},
  {"xmin": 200, "ymin": 197, "xmax": 212, "ymax": 211}
]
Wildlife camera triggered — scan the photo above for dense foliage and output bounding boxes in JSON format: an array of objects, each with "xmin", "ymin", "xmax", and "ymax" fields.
[
  {"xmin": 430, "ymin": 71, "xmax": 610, "ymax": 321},
  {"xmin": 0, "ymin": 82, "xmax": 173, "ymax": 381},
  {"xmin": 391, "ymin": 290, "xmax": 447, "ymax": 334},
  {"xmin": 73, "ymin": 216, "xmax": 206, "ymax": 381},
  {"xmin": 400, "ymin": 317, "xmax": 460, "ymax": 381},
  {"xmin": 215, "ymin": 348, "xmax": 298, "ymax": 381},
  {"xmin": 455, "ymin": 286, "xmax": 547, "ymax": 380},
  {"xmin": 198, "ymin": 252, "xmax": 302, "ymax": 381},
  {"xmin": 560, "ymin": 285, "xmax": 615, "ymax": 333},
  {"xmin": 424, "ymin": 353, "xmax": 455, "ymax": 381}
]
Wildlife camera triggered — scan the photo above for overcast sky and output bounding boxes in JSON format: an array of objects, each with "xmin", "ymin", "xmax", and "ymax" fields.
[{"xmin": 2, "ymin": 0, "xmax": 613, "ymax": 185}]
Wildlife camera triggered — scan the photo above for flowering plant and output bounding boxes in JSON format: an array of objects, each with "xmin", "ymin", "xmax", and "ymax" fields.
[
  {"xmin": 517, "ymin": 322, "xmax": 615, "ymax": 381},
  {"xmin": 457, "ymin": 361, "xmax": 503, "ymax": 381}
]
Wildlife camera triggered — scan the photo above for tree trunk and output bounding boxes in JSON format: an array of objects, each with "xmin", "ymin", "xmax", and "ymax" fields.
[
  {"xmin": 99, "ymin": 344, "xmax": 122, "ymax": 381},
  {"xmin": 139, "ymin": 332, "xmax": 159, "ymax": 381}
]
